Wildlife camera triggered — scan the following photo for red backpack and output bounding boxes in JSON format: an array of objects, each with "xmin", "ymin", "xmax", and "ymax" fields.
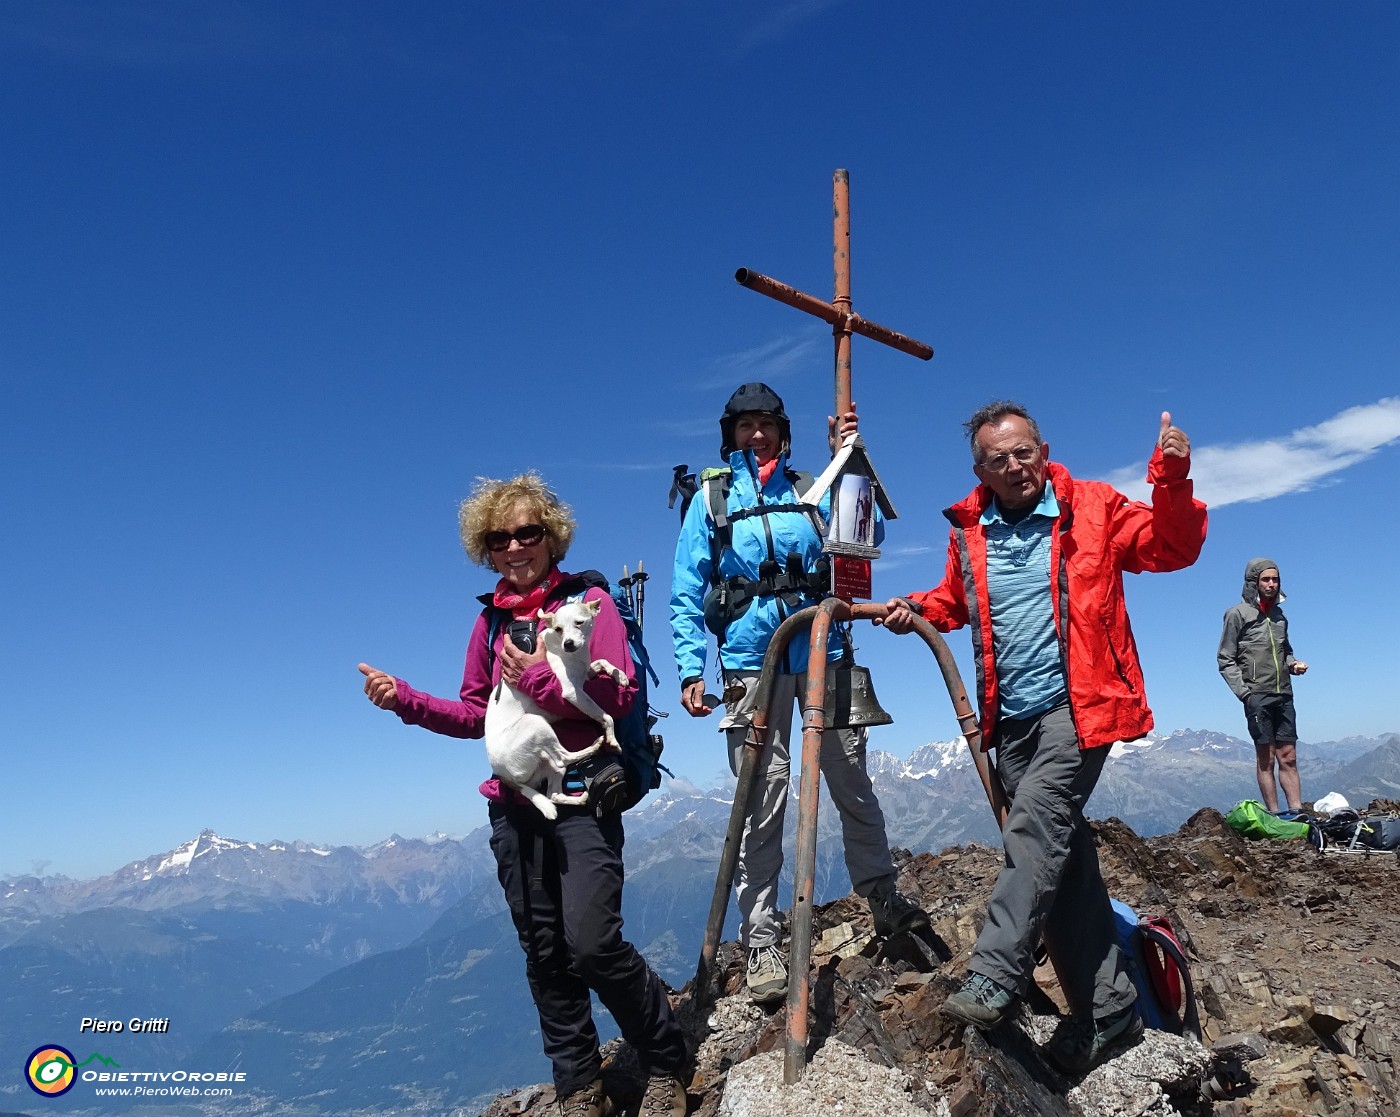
[{"xmin": 1112, "ymin": 900, "xmax": 1202, "ymax": 1039}]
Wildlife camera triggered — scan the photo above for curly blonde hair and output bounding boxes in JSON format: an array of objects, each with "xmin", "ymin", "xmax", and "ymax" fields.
[{"xmin": 458, "ymin": 472, "xmax": 576, "ymax": 567}]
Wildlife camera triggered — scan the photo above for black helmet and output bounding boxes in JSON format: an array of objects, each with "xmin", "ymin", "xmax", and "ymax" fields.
[{"xmin": 719, "ymin": 382, "xmax": 792, "ymax": 458}]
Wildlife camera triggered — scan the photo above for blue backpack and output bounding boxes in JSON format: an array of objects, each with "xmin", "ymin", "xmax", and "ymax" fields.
[
  {"xmin": 485, "ymin": 570, "xmax": 668, "ymax": 812},
  {"xmin": 1111, "ymin": 899, "xmax": 1202, "ymax": 1039}
]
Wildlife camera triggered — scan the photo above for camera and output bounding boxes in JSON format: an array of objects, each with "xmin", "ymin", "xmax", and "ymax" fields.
[{"xmin": 506, "ymin": 619, "xmax": 537, "ymax": 653}]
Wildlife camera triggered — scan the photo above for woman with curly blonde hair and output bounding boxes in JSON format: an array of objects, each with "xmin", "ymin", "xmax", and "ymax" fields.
[
  {"xmin": 456, "ymin": 472, "xmax": 577, "ymax": 567},
  {"xmin": 358, "ymin": 472, "xmax": 686, "ymax": 1117}
]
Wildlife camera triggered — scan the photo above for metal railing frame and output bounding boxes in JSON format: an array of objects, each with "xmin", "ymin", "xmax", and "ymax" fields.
[{"xmin": 691, "ymin": 598, "xmax": 1009, "ymax": 1083}]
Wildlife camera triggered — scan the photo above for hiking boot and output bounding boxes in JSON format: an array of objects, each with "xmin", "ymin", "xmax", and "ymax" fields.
[
  {"xmin": 746, "ymin": 943, "xmax": 788, "ymax": 1005},
  {"xmin": 1044, "ymin": 1004, "xmax": 1145, "ymax": 1075},
  {"xmin": 940, "ymin": 972, "xmax": 1016, "ymax": 1028},
  {"xmin": 557, "ymin": 1077, "xmax": 610, "ymax": 1117},
  {"xmin": 638, "ymin": 1071, "xmax": 687, "ymax": 1117},
  {"xmin": 868, "ymin": 882, "xmax": 930, "ymax": 937}
]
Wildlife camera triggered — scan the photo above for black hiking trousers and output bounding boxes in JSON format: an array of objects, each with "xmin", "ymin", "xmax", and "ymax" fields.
[{"xmin": 489, "ymin": 800, "xmax": 686, "ymax": 1096}]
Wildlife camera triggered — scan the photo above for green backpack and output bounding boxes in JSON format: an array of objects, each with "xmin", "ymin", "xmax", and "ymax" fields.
[{"xmin": 1225, "ymin": 799, "xmax": 1311, "ymax": 841}]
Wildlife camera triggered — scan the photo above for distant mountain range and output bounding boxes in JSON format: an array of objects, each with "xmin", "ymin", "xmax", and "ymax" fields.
[
  {"xmin": 2, "ymin": 728, "xmax": 1395, "ymax": 1115},
  {"xmin": 0, "ymin": 829, "xmax": 500, "ymax": 1090}
]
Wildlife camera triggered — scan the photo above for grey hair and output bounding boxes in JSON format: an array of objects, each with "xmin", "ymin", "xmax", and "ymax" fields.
[{"xmin": 963, "ymin": 400, "xmax": 1043, "ymax": 463}]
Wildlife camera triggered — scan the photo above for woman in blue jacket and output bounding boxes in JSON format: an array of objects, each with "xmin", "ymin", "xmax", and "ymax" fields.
[{"xmin": 669, "ymin": 382, "xmax": 926, "ymax": 1006}]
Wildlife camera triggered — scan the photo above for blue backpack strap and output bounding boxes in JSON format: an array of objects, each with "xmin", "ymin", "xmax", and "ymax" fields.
[
  {"xmin": 1111, "ymin": 898, "xmax": 1160, "ymax": 1029},
  {"xmin": 704, "ymin": 467, "xmax": 821, "ymax": 570}
]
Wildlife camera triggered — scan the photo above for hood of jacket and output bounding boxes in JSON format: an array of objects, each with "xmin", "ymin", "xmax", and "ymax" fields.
[{"xmin": 1241, "ymin": 556, "xmax": 1285, "ymax": 606}]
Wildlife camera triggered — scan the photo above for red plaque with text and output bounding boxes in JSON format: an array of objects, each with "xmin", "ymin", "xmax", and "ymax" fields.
[{"xmin": 831, "ymin": 555, "xmax": 872, "ymax": 601}]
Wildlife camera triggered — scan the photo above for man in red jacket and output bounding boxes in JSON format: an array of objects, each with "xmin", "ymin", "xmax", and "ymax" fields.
[{"xmin": 881, "ymin": 400, "xmax": 1206, "ymax": 1074}]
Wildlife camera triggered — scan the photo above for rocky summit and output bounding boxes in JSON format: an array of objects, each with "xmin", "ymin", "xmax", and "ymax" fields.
[{"xmin": 479, "ymin": 805, "xmax": 1400, "ymax": 1117}]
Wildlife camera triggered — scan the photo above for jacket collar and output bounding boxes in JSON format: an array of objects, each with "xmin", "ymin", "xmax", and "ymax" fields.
[
  {"xmin": 945, "ymin": 460, "xmax": 1075, "ymax": 529},
  {"xmin": 725, "ymin": 447, "xmax": 792, "ymax": 495}
]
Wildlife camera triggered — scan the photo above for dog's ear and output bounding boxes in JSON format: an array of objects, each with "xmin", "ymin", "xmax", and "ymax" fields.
[
  {"xmin": 537, "ymin": 609, "xmax": 554, "ymax": 625},
  {"xmin": 586, "ymin": 598, "xmax": 602, "ymax": 614}
]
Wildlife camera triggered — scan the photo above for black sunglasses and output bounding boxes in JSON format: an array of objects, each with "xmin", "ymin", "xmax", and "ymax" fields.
[{"xmin": 484, "ymin": 523, "xmax": 547, "ymax": 552}]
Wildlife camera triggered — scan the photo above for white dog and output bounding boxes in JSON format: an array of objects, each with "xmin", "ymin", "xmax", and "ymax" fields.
[{"xmin": 484, "ymin": 597, "xmax": 630, "ymax": 818}]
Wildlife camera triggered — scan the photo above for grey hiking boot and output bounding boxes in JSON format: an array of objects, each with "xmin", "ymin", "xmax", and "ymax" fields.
[
  {"xmin": 1044, "ymin": 1004, "xmax": 1145, "ymax": 1075},
  {"xmin": 746, "ymin": 943, "xmax": 788, "ymax": 1005},
  {"xmin": 868, "ymin": 881, "xmax": 930, "ymax": 937},
  {"xmin": 941, "ymin": 971, "xmax": 1016, "ymax": 1028},
  {"xmin": 557, "ymin": 1077, "xmax": 610, "ymax": 1117},
  {"xmin": 638, "ymin": 1071, "xmax": 687, "ymax": 1117}
]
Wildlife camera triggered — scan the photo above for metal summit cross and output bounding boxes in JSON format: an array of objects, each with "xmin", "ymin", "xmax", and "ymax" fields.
[
  {"xmin": 702, "ymin": 172, "xmax": 956, "ymax": 1087},
  {"xmin": 735, "ymin": 168, "xmax": 934, "ymax": 598}
]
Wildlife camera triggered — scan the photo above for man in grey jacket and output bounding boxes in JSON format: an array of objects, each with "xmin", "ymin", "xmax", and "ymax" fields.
[{"xmin": 1218, "ymin": 558, "xmax": 1310, "ymax": 813}]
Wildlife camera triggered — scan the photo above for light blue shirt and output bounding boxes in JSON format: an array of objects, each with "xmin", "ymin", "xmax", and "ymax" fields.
[{"xmin": 981, "ymin": 483, "xmax": 1067, "ymax": 720}]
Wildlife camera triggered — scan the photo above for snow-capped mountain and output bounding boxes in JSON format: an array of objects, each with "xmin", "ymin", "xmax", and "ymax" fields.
[{"xmin": 1, "ymin": 828, "xmax": 496, "ymax": 926}]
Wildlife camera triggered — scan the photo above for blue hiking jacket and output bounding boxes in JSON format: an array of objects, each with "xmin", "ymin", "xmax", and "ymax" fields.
[{"xmin": 669, "ymin": 448, "xmax": 883, "ymax": 683}]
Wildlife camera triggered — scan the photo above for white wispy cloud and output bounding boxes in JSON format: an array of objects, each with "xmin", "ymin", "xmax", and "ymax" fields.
[
  {"xmin": 1102, "ymin": 397, "xmax": 1400, "ymax": 508},
  {"xmin": 695, "ymin": 332, "xmax": 826, "ymax": 390},
  {"xmin": 734, "ymin": 0, "xmax": 848, "ymax": 56}
]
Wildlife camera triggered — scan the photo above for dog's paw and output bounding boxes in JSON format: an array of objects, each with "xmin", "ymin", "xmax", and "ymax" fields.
[
  {"xmin": 590, "ymin": 733, "xmax": 623, "ymax": 754},
  {"xmin": 588, "ymin": 658, "xmax": 628, "ymax": 686},
  {"xmin": 551, "ymin": 790, "xmax": 589, "ymax": 807}
]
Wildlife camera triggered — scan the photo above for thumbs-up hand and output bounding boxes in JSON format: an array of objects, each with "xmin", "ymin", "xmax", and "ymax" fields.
[
  {"xmin": 358, "ymin": 662, "xmax": 399, "ymax": 710},
  {"xmin": 1157, "ymin": 411, "xmax": 1190, "ymax": 459}
]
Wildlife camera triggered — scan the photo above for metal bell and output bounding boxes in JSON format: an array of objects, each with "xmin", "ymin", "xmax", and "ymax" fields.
[{"xmin": 824, "ymin": 661, "xmax": 893, "ymax": 729}]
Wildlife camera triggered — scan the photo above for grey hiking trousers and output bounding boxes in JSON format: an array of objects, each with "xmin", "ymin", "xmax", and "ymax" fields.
[
  {"xmin": 721, "ymin": 669, "xmax": 897, "ymax": 950},
  {"xmin": 969, "ymin": 701, "xmax": 1136, "ymax": 1020}
]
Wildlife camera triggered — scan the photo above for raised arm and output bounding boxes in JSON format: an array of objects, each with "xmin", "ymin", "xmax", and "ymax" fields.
[{"xmin": 1115, "ymin": 413, "xmax": 1208, "ymax": 574}]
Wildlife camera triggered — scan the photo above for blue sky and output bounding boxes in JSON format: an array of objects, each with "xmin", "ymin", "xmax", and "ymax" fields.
[{"xmin": 4, "ymin": 2, "xmax": 1398, "ymax": 880}]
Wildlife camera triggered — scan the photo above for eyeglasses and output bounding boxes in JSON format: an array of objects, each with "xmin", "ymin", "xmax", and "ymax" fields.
[
  {"xmin": 484, "ymin": 524, "xmax": 547, "ymax": 552},
  {"xmin": 980, "ymin": 445, "xmax": 1040, "ymax": 473}
]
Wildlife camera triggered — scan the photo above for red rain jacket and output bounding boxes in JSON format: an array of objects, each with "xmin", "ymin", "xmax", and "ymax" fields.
[{"xmin": 907, "ymin": 449, "xmax": 1207, "ymax": 751}]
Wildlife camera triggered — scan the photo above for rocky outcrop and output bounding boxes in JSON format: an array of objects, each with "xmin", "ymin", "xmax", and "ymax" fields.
[{"xmin": 478, "ymin": 808, "xmax": 1400, "ymax": 1116}]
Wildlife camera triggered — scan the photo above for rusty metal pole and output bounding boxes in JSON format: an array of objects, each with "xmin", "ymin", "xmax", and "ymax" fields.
[
  {"xmin": 693, "ymin": 608, "xmax": 819, "ymax": 1001},
  {"xmin": 733, "ymin": 269, "xmax": 933, "ymax": 361},
  {"xmin": 832, "ymin": 169, "xmax": 853, "ymax": 422},
  {"xmin": 780, "ymin": 601, "xmax": 1008, "ymax": 1083},
  {"xmin": 783, "ymin": 598, "xmax": 841, "ymax": 1083}
]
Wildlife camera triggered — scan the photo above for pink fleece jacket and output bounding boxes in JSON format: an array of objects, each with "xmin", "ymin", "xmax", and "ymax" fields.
[{"xmin": 391, "ymin": 577, "xmax": 637, "ymax": 799}]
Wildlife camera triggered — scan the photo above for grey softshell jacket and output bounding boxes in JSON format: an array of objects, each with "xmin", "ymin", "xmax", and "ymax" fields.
[{"xmin": 1217, "ymin": 556, "xmax": 1297, "ymax": 699}]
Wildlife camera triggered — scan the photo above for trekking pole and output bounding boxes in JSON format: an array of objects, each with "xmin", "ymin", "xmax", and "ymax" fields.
[
  {"xmin": 634, "ymin": 561, "xmax": 648, "ymax": 632},
  {"xmin": 620, "ymin": 565, "xmax": 638, "ymax": 619}
]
